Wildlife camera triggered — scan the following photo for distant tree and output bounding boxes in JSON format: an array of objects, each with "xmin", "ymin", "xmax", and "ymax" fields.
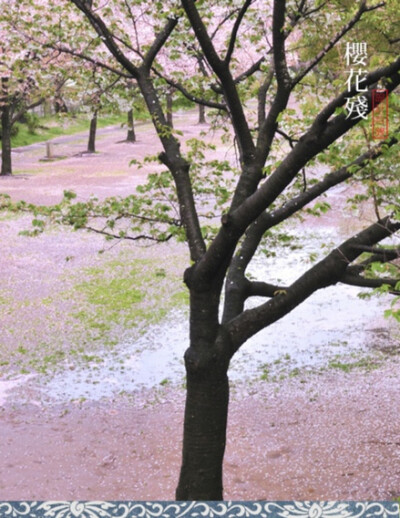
[
  {"xmin": 0, "ymin": 8, "xmax": 71, "ymax": 175},
  {"xmin": 79, "ymin": 67, "xmax": 120, "ymax": 153},
  {"xmin": 3, "ymin": 0, "xmax": 400, "ymax": 500},
  {"xmin": 0, "ymin": 50, "xmax": 47, "ymax": 175}
]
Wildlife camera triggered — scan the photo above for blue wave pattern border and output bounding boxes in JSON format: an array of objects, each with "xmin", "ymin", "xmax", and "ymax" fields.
[{"xmin": 0, "ymin": 501, "xmax": 398, "ymax": 518}]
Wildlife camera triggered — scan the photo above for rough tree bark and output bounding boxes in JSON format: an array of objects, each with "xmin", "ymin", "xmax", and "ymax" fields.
[
  {"xmin": 176, "ymin": 369, "xmax": 229, "ymax": 500},
  {"xmin": 175, "ymin": 287, "xmax": 231, "ymax": 499}
]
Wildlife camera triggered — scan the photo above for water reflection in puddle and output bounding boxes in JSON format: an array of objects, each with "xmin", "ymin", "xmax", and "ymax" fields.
[
  {"xmin": 40, "ymin": 225, "xmax": 393, "ymax": 403},
  {"xmin": 0, "ymin": 375, "xmax": 36, "ymax": 405}
]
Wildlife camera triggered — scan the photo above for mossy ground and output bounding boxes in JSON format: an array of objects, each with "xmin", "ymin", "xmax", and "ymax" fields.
[{"xmin": 0, "ymin": 238, "xmax": 188, "ymax": 377}]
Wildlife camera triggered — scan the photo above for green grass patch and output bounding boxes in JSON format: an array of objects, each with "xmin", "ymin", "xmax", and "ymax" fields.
[
  {"xmin": 0, "ymin": 244, "xmax": 189, "ymax": 376},
  {"xmin": 77, "ymin": 277, "xmax": 144, "ymax": 310},
  {"xmin": 11, "ymin": 113, "xmax": 130, "ymax": 148},
  {"xmin": 328, "ymin": 356, "xmax": 380, "ymax": 373},
  {"xmin": 63, "ymin": 253, "xmax": 188, "ymax": 359},
  {"xmin": 70, "ymin": 257, "xmax": 181, "ymax": 330}
]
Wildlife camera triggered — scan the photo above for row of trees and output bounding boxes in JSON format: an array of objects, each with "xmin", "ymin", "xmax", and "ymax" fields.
[
  {"xmin": 0, "ymin": 11, "xmax": 181, "ymax": 174},
  {"xmin": 1, "ymin": 0, "xmax": 400, "ymax": 500}
]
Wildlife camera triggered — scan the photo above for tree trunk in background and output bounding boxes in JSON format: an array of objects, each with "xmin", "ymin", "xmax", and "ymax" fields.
[
  {"xmin": 126, "ymin": 108, "xmax": 136, "ymax": 142},
  {"xmin": 1, "ymin": 78, "xmax": 12, "ymax": 176},
  {"xmin": 54, "ymin": 96, "xmax": 68, "ymax": 114},
  {"xmin": 166, "ymin": 89, "xmax": 173, "ymax": 128},
  {"xmin": 87, "ymin": 111, "xmax": 97, "ymax": 153},
  {"xmin": 1, "ymin": 104, "xmax": 12, "ymax": 176},
  {"xmin": 198, "ymin": 103, "xmax": 206, "ymax": 124}
]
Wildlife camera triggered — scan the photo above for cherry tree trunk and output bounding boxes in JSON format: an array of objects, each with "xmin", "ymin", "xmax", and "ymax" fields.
[
  {"xmin": 126, "ymin": 109, "xmax": 136, "ymax": 142},
  {"xmin": 176, "ymin": 368, "xmax": 229, "ymax": 500},
  {"xmin": 87, "ymin": 111, "xmax": 97, "ymax": 153},
  {"xmin": 198, "ymin": 104, "xmax": 206, "ymax": 124},
  {"xmin": 1, "ymin": 102, "xmax": 12, "ymax": 176},
  {"xmin": 176, "ymin": 288, "xmax": 230, "ymax": 500}
]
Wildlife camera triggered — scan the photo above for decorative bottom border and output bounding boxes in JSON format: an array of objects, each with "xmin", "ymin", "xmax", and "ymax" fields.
[{"xmin": 0, "ymin": 501, "xmax": 398, "ymax": 518}]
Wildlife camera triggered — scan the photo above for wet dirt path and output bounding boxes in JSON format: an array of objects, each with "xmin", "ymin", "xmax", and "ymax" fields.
[
  {"xmin": 1, "ymin": 364, "xmax": 400, "ymax": 500},
  {"xmin": 0, "ymin": 110, "xmax": 399, "ymax": 500}
]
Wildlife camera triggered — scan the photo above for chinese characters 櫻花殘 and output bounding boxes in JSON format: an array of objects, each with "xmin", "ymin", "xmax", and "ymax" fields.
[{"xmin": 344, "ymin": 42, "xmax": 368, "ymax": 120}]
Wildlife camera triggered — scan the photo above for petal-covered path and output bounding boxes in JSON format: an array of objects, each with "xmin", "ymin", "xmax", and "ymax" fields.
[{"xmin": 0, "ymin": 110, "xmax": 399, "ymax": 500}]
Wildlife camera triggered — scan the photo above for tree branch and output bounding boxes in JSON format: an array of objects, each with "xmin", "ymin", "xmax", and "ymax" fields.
[
  {"xmin": 224, "ymin": 0, "xmax": 253, "ymax": 64},
  {"xmin": 340, "ymin": 273, "xmax": 399, "ymax": 293},
  {"xmin": 11, "ymin": 97, "xmax": 45, "ymax": 125},
  {"xmin": 210, "ymin": 57, "xmax": 265, "ymax": 94},
  {"xmin": 350, "ymin": 244, "xmax": 400, "ymax": 261},
  {"xmin": 142, "ymin": 16, "xmax": 179, "ymax": 71},
  {"xmin": 292, "ymin": 1, "xmax": 371, "ymax": 86},
  {"xmin": 272, "ymin": 0, "xmax": 291, "ymax": 90},
  {"xmin": 195, "ymin": 48, "xmax": 400, "ymax": 288},
  {"xmin": 241, "ymin": 56, "xmax": 400, "ymax": 230},
  {"xmin": 248, "ymin": 281, "xmax": 288, "ymax": 298},
  {"xmin": 257, "ymin": 67, "xmax": 274, "ymax": 129},
  {"xmin": 255, "ymin": 0, "xmax": 295, "ymax": 167},
  {"xmin": 83, "ymin": 225, "xmax": 174, "ymax": 242},
  {"xmin": 181, "ymin": 0, "xmax": 256, "ymax": 167},
  {"xmin": 221, "ymin": 132, "xmax": 399, "ymax": 323},
  {"xmin": 68, "ymin": 0, "xmax": 206, "ymax": 261},
  {"xmin": 225, "ymin": 217, "xmax": 400, "ymax": 353},
  {"xmin": 151, "ymin": 67, "xmax": 228, "ymax": 111},
  {"xmin": 50, "ymin": 44, "xmax": 132, "ymax": 78},
  {"xmin": 69, "ymin": 0, "xmax": 140, "ymax": 79}
]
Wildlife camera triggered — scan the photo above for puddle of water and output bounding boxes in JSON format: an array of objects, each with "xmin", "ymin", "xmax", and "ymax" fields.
[
  {"xmin": 26, "ymin": 225, "xmax": 395, "ymax": 404},
  {"xmin": 230, "ymin": 225, "xmax": 389, "ymax": 377},
  {"xmin": 0, "ymin": 375, "xmax": 35, "ymax": 406},
  {"xmin": 41, "ymin": 312, "xmax": 188, "ymax": 402}
]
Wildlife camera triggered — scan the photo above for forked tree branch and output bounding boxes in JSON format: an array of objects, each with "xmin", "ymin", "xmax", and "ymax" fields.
[
  {"xmin": 193, "ymin": 56, "xmax": 400, "ymax": 285},
  {"xmin": 210, "ymin": 57, "xmax": 265, "ymax": 95},
  {"xmin": 221, "ymin": 131, "xmax": 399, "ymax": 322},
  {"xmin": 142, "ymin": 16, "xmax": 179, "ymax": 70},
  {"xmin": 68, "ymin": 0, "xmax": 206, "ymax": 262},
  {"xmin": 181, "ymin": 0, "xmax": 256, "ymax": 164},
  {"xmin": 225, "ymin": 217, "xmax": 400, "ymax": 353},
  {"xmin": 151, "ymin": 67, "xmax": 228, "ymax": 111},
  {"xmin": 69, "ymin": 0, "xmax": 140, "ymax": 78}
]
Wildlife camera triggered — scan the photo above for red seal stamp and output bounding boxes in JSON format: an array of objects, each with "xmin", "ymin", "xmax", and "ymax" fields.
[{"xmin": 372, "ymin": 89, "xmax": 389, "ymax": 140}]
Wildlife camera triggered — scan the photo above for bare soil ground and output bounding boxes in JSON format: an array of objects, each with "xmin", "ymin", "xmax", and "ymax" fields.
[{"xmin": 0, "ymin": 111, "xmax": 399, "ymax": 500}]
